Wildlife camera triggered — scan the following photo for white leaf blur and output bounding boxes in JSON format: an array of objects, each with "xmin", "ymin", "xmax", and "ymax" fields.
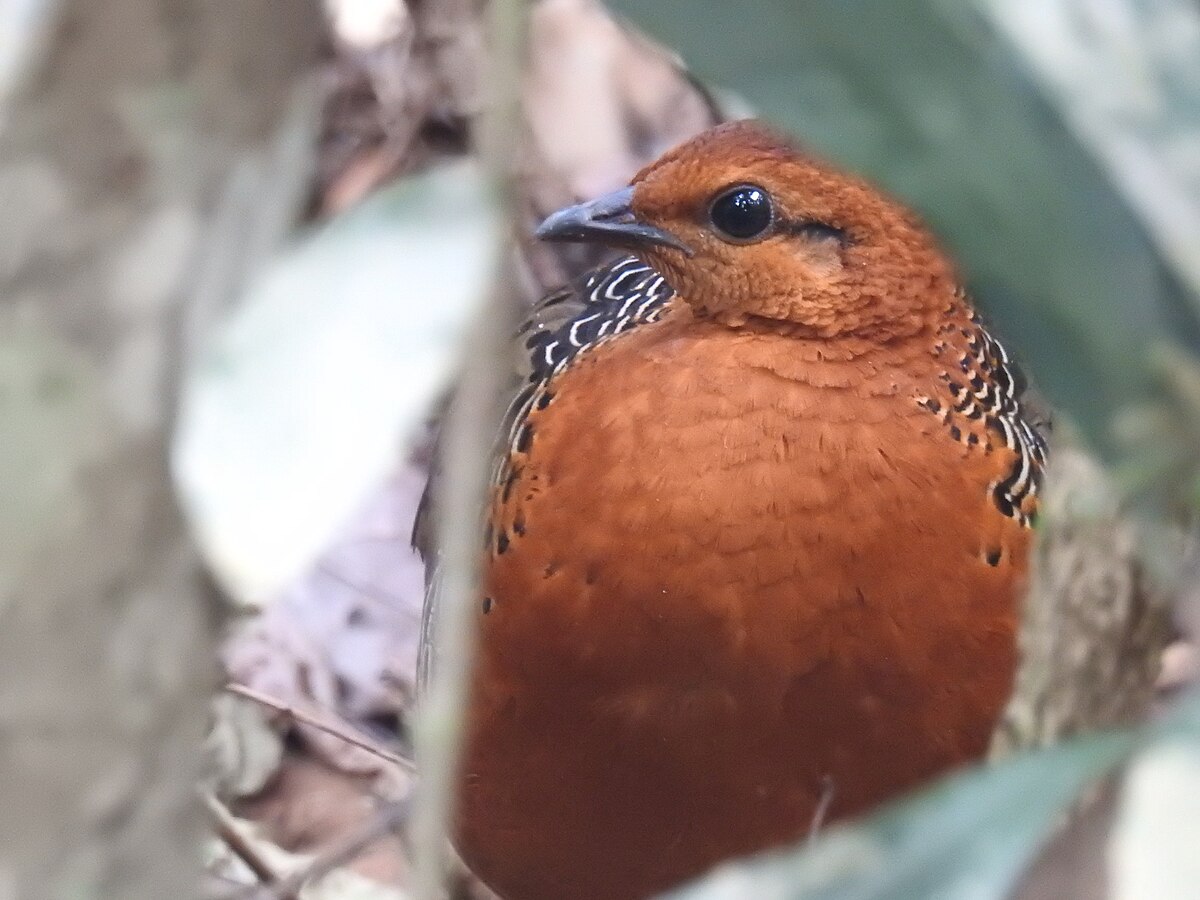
[
  {"xmin": 175, "ymin": 160, "xmax": 495, "ymax": 605},
  {"xmin": 1110, "ymin": 739, "xmax": 1200, "ymax": 900}
]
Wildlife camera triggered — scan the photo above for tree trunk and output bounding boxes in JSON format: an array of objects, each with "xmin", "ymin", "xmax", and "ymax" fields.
[{"xmin": 0, "ymin": 2, "xmax": 321, "ymax": 896}]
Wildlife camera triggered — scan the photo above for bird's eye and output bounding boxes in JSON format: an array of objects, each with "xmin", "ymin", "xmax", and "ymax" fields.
[{"xmin": 709, "ymin": 185, "xmax": 774, "ymax": 243}]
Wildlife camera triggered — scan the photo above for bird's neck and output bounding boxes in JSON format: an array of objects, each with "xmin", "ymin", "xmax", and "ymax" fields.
[{"xmin": 703, "ymin": 294, "xmax": 965, "ymax": 361}]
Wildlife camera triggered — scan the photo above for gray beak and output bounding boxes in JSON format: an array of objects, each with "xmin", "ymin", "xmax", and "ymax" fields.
[{"xmin": 535, "ymin": 186, "xmax": 692, "ymax": 256}]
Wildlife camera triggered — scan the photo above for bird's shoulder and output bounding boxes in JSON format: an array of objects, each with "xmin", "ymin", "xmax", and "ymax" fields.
[
  {"xmin": 411, "ymin": 255, "xmax": 675, "ymax": 563},
  {"xmin": 518, "ymin": 254, "xmax": 676, "ymax": 386},
  {"xmin": 489, "ymin": 254, "xmax": 677, "ymax": 483}
]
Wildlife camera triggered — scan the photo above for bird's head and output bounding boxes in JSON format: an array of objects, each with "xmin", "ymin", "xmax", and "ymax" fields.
[{"xmin": 537, "ymin": 119, "xmax": 958, "ymax": 340}]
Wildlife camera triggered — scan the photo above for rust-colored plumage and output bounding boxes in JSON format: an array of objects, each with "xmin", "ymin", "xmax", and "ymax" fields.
[{"xmin": 425, "ymin": 120, "xmax": 1047, "ymax": 900}]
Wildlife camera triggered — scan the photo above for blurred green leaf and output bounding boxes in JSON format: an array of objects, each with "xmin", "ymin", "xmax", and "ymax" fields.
[
  {"xmin": 663, "ymin": 732, "xmax": 1134, "ymax": 900},
  {"xmin": 609, "ymin": 0, "xmax": 1200, "ymax": 455},
  {"xmin": 665, "ymin": 690, "xmax": 1200, "ymax": 900}
]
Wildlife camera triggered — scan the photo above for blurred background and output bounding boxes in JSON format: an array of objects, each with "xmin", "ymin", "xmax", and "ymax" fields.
[{"xmin": 2, "ymin": 0, "xmax": 1199, "ymax": 898}]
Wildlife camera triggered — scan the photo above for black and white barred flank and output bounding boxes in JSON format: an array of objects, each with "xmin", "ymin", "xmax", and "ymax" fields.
[{"xmin": 921, "ymin": 306, "xmax": 1048, "ymax": 527}]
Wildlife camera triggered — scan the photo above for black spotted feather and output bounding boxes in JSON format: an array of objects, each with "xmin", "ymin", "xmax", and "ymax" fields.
[{"xmin": 920, "ymin": 303, "xmax": 1049, "ymax": 527}]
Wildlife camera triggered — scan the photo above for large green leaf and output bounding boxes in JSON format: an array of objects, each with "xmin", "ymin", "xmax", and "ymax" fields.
[{"xmin": 608, "ymin": 0, "xmax": 1199, "ymax": 455}]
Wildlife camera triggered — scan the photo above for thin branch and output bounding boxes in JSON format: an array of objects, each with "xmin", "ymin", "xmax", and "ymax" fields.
[
  {"xmin": 314, "ymin": 562, "xmax": 405, "ymax": 608},
  {"xmin": 225, "ymin": 682, "xmax": 414, "ymax": 773},
  {"xmin": 407, "ymin": 0, "xmax": 529, "ymax": 895},
  {"xmin": 203, "ymin": 792, "xmax": 295, "ymax": 898},
  {"xmin": 807, "ymin": 775, "xmax": 836, "ymax": 844}
]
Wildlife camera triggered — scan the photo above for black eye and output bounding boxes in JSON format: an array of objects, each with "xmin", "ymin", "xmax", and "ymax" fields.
[{"xmin": 709, "ymin": 185, "xmax": 774, "ymax": 242}]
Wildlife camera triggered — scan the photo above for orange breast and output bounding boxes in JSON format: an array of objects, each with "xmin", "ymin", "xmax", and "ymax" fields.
[{"xmin": 457, "ymin": 304, "xmax": 1027, "ymax": 900}]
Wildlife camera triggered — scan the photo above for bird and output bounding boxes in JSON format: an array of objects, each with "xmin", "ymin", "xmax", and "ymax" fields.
[{"xmin": 417, "ymin": 118, "xmax": 1048, "ymax": 900}]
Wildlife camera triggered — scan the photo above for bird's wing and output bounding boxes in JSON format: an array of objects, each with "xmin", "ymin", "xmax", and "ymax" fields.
[{"xmin": 413, "ymin": 255, "xmax": 677, "ymax": 690}]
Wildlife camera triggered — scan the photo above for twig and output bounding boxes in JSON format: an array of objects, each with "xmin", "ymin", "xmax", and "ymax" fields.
[
  {"xmin": 408, "ymin": 0, "xmax": 529, "ymax": 896},
  {"xmin": 225, "ymin": 682, "xmax": 414, "ymax": 773},
  {"xmin": 314, "ymin": 561, "xmax": 405, "ymax": 607},
  {"xmin": 807, "ymin": 775, "xmax": 836, "ymax": 844},
  {"xmin": 202, "ymin": 791, "xmax": 295, "ymax": 899}
]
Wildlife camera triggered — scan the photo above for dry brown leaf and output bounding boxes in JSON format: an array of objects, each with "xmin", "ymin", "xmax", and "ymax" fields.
[
  {"xmin": 222, "ymin": 462, "xmax": 427, "ymax": 774},
  {"xmin": 208, "ymin": 693, "xmax": 288, "ymax": 800},
  {"xmin": 234, "ymin": 754, "xmax": 411, "ymax": 888}
]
